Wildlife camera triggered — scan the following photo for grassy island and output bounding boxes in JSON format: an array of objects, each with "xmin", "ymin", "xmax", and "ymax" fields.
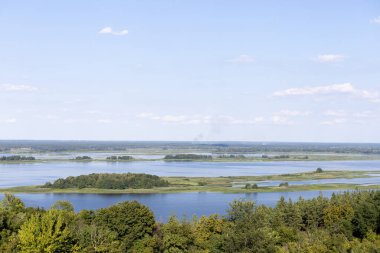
[{"xmin": 1, "ymin": 170, "xmax": 379, "ymax": 194}]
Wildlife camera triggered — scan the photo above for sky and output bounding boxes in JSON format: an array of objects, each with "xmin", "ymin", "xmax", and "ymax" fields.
[{"xmin": 0, "ymin": 0, "xmax": 380, "ymax": 142}]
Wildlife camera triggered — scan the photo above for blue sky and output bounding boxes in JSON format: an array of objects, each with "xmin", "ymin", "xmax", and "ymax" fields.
[{"xmin": 1, "ymin": 0, "xmax": 380, "ymax": 142}]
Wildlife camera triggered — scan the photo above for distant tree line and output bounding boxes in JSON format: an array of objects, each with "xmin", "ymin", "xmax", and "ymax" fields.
[
  {"xmin": 0, "ymin": 155, "xmax": 35, "ymax": 161},
  {"xmin": 164, "ymin": 154, "xmax": 212, "ymax": 160},
  {"xmin": 262, "ymin": 154, "xmax": 290, "ymax": 159},
  {"xmin": 106, "ymin": 155, "xmax": 134, "ymax": 161},
  {"xmin": 2, "ymin": 140, "xmax": 380, "ymax": 154},
  {"xmin": 244, "ymin": 183, "xmax": 258, "ymax": 189},
  {"xmin": 74, "ymin": 156, "xmax": 92, "ymax": 160},
  {"xmin": 0, "ymin": 190, "xmax": 379, "ymax": 252},
  {"xmin": 217, "ymin": 154, "xmax": 247, "ymax": 159},
  {"xmin": 279, "ymin": 182, "xmax": 289, "ymax": 187},
  {"xmin": 44, "ymin": 173, "xmax": 169, "ymax": 189}
]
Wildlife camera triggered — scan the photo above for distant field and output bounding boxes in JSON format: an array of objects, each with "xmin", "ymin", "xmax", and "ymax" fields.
[{"xmin": 1, "ymin": 140, "xmax": 380, "ymax": 154}]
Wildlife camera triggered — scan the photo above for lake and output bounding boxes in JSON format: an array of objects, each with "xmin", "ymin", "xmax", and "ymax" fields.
[
  {"xmin": 1, "ymin": 160, "xmax": 380, "ymax": 188},
  {"xmin": 3, "ymin": 190, "xmax": 347, "ymax": 222},
  {"xmin": 1, "ymin": 160, "xmax": 379, "ymax": 221}
]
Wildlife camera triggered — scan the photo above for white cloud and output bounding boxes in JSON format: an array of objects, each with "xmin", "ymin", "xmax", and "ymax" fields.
[
  {"xmin": 271, "ymin": 116, "xmax": 293, "ymax": 125},
  {"xmin": 323, "ymin": 110, "xmax": 377, "ymax": 118},
  {"xmin": 273, "ymin": 83, "xmax": 380, "ymax": 103},
  {"xmin": 137, "ymin": 113, "xmax": 154, "ymax": 119},
  {"xmin": 229, "ymin": 55, "xmax": 255, "ymax": 63},
  {"xmin": 97, "ymin": 119, "xmax": 112, "ymax": 124},
  {"xmin": 0, "ymin": 118, "xmax": 17, "ymax": 124},
  {"xmin": 98, "ymin": 26, "xmax": 128, "ymax": 36},
  {"xmin": 269, "ymin": 110, "xmax": 310, "ymax": 125},
  {"xmin": 275, "ymin": 110, "xmax": 310, "ymax": 117},
  {"xmin": 316, "ymin": 54, "xmax": 345, "ymax": 63},
  {"xmin": 46, "ymin": 115, "xmax": 59, "ymax": 120},
  {"xmin": 83, "ymin": 110, "xmax": 103, "ymax": 115},
  {"xmin": 321, "ymin": 118, "xmax": 346, "ymax": 125},
  {"xmin": 352, "ymin": 111, "xmax": 375, "ymax": 118},
  {"xmin": 324, "ymin": 110, "xmax": 347, "ymax": 117},
  {"xmin": 371, "ymin": 16, "xmax": 380, "ymax": 24},
  {"xmin": 137, "ymin": 113, "xmax": 264, "ymax": 125},
  {"xmin": 0, "ymin": 83, "xmax": 38, "ymax": 92},
  {"xmin": 63, "ymin": 118, "xmax": 79, "ymax": 124},
  {"xmin": 322, "ymin": 110, "xmax": 378, "ymax": 125},
  {"xmin": 99, "ymin": 27, "xmax": 112, "ymax": 34}
]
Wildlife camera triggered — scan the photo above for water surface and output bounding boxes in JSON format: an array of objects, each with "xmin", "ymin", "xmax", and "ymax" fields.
[
  {"xmin": 1, "ymin": 160, "xmax": 380, "ymax": 188},
  {"xmin": 3, "ymin": 190, "xmax": 346, "ymax": 222}
]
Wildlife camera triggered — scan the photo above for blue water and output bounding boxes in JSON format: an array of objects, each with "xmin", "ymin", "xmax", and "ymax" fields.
[
  {"xmin": 1, "ymin": 160, "xmax": 378, "ymax": 221},
  {"xmin": 1, "ymin": 160, "xmax": 380, "ymax": 188},
  {"xmin": 3, "ymin": 190, "xmax": 346, "ymax": 222}
]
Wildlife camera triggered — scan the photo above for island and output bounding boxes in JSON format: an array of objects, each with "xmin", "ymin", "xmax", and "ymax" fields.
[
  {"xmin": 43, "ymin": 173, "xmax": 169, "ymax": 189},
  {"xmin": 2, "ymin": 169, "xmax": 380, "ymax": 194}
]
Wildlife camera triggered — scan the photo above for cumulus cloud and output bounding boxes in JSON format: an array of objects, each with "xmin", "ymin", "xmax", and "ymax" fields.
[
  {"xmin": 273, "ymin": 83, "xmax": 380, "ymax": 103},
  {"xmin": 137, "ymin": 113, "xmax": 264, "ymax": 125},
  {"xmin": 98, "ymin": 26, "xmax": 128, "ymax": 36},
  {"xmin": 371, "ymin": 16, "xmax": 380, "ymax": 24},
  {"xmin": 316, "ymin": 54, "xmax": 345, "ymax": 63},
  {"xmin": 229, "ymin": 55, "xmax": 255, "ymax": 63},
  {"xmin": 0, "ymin": 83, "xmax": 38, "ymax": 92}
]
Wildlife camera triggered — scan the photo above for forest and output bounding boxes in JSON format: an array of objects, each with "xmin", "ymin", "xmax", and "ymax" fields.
[
  {"xmin": 0, "ymin": 156, "xmax": 35, "ymax": 161},
  {"xmin": 0, "ymin": 190, "xmax": 379, "ymax": 252},
  {"xmin": 1, "ymin": 140, "xmax": 380, "ymax": 154},
  {"xmin": 164, "ymin": 154, "xmax": 213, "ymax": 160},
  {"xmin": 106, "ymin": 156, "xmax": 134, "ymax": 161},
  {"xmin": 43, "ymin": 173, "xmax": 169, "ymax": 189}
]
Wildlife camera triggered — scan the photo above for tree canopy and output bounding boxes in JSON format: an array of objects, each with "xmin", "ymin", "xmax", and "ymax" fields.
[
  {"xmin": 0, "ymin": 190, "xmax": 379, "ymax": 252},
  {"xmin": 44, "ymin": 173, "xmax": 169, "ymax": 189}
]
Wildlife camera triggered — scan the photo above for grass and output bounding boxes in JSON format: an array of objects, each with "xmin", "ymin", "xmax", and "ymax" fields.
[{"xmin": 1, "ymin": 170, "xmax": 379, "ymax": 194}]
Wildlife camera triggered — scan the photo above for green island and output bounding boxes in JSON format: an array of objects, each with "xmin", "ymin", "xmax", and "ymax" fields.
[
  {"xmin": 43, "ymin": 173, "xmax": 169, "ymax": 189},
  {"xmin": 2, "ymin": 170, "xmax": 380, "ymax": 194}
]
